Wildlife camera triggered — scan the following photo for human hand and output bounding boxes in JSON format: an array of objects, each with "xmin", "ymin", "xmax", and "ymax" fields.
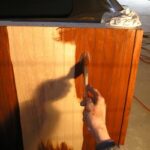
[{"xmin": 81, "ymin": 85, "xmax": 111, "ymax": 144}]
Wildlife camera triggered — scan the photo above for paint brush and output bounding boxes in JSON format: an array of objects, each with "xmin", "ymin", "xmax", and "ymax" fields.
[
  {"xmin": 80, "ymin": 51, "xmax": 90, "ymax": 98},
  {"xmin": 67, "ymin": 51, "xmax": 90, "ymax": 98}
]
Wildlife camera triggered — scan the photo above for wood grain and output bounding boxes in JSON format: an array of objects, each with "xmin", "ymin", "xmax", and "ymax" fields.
[
  {"xmin": 119, "ymin": 29, "xmax": 143, "ymax": 144},
  {"xmin": 7, "ymin": 26, "xmax": 83, "ymax": 150},
  {"xmin": 0, "ymin": 26, "xmax": 143, "ymax": 150},
  {"xmin": 72, "ymin": 28, "xmax": 138, "ymax": 149}
]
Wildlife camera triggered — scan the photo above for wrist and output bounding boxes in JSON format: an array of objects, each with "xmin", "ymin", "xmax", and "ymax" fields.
[
  {"xmin": 94, "ymin": 125, "xmax": 111, "ymax": 144},
  {"xmin": 96, "ymin": 140, "xmax": 116, "ymax": 150}
]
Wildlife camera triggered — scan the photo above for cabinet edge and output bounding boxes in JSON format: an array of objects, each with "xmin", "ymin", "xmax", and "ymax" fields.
[{"xmin": 119, "ymin": 29, "xmax": 143, "ymax": 144}]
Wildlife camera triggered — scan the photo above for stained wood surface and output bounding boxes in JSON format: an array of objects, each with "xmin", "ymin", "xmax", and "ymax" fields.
[
  {"xmin": 0, "ymin": 27, "xmax": 143, "ymax": 150},
  {"xmin": 73, "ymin": 28, "xmax": 139, "ymax": 149},
  {"xmin": 0, "ymin": 27, "xmax": 23, "ymax": 150},
  {"xmin": 119, "ymin": 29, "xmax": 143, "ymax": 144}
]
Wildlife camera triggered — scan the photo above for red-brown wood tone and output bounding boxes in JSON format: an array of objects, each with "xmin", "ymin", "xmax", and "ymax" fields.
[
  {"xmin": 0, "ymin": 27, "xmax": 23, "ymax": 150},
  {"xmin": 119, "ymin": 29, "xmax": 143, "ymax": 144},
  {"xmin": 59, "ymin": 28, "xmax": 142, "ymax": 149},
  {"xmin": 76, "ymin": 28, "xmax": 136, "ymax": 149}
]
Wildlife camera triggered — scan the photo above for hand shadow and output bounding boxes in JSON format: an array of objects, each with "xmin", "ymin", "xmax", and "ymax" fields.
[{"xmin": 20, "ymin": 60, "xmax": 83, "ymax": 150}]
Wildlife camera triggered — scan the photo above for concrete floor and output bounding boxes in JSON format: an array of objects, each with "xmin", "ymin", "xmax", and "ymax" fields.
[{"xmin": 118, "ymin": 0, "xmax": 150, "ymax": 150}]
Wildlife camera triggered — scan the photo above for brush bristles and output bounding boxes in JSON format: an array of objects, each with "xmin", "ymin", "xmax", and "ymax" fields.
[{"xmin": 81, "ymin": 51, "xmax": 90, "ymax": 66}]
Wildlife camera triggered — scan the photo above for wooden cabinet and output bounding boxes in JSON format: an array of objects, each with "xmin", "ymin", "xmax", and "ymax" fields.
[{"xmin": 0, "ymin": 26, "xmax": 143, "ymax": 150}]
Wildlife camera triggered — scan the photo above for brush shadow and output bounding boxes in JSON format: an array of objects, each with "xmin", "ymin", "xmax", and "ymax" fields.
[
  {"xmin": 56, "ymin": 27, "xmax": 96, "ymax": 150},
  {"xmin": 0, "ymin": 27, "xmax": 87, "ymax": 150},
  {"xmin": 20, "ymin": 60, "xmax": 83, "ymax": 150}
]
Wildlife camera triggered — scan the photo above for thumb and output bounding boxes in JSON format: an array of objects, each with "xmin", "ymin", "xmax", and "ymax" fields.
[{"xmin": 80, "ymin": 97, "xmax": 92, "ymax": 106}]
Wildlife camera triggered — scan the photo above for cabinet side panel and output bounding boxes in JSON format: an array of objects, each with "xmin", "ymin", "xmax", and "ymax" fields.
[{"xmin": 119, "ymin": 29, "xmax": 143, "ymax": 144}]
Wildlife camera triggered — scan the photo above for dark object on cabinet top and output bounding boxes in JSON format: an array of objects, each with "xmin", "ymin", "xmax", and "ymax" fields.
[
  {"xmin": 0, "ymin": 0, "xmax": 73, "ymax": 18},
  {"xmin": 0, "ymin": 0, "xmax": 123, "ymax": 20}
]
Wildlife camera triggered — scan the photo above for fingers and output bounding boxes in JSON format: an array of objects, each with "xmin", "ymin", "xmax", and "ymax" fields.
[
  {"xmin": 81, "ymin": 97, "xmax": 94, "ymax": 110},
  {"xmin": 85, "ymin": 98, "xmax": 94, "ymax": 112},
  {"xmin": 80, "ymin": 99, "xmax": 86, "ymax": 106},
  {"xmin": 82, "ymin": 108, "xmax": 92, "ymax": 123},
  {"xmin": 82, "ymin": 97, "xmax": 94, "ymax": 126},
  {"xmin": 80, "ymin": 97, "xmax": 91, "ymax": 106},
  {"xmin": 87, "ymin": 85, "xmax": 101, "ymax": 97},
  {"xmin": 86, "ymin": 85, "xmax": 102, "ymax": 104},
  {"xmin": 80, "ymin": 85, "xmax": 103, "ymax": 106}
]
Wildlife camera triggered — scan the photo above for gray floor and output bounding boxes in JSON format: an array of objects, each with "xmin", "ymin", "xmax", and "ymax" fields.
[
  {"xmin": 118, "ymin": 0, "xmax": 150, "ymax": 150},
  {"xmin": 120, "ymin": 62, "xmax": 150, "ymax": 150}
]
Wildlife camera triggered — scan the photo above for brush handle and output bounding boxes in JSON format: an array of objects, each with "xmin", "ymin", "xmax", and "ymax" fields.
[
  {"xmin": 79, "ymin": 51, "xmax": 90, "ymax": 98},
  {"xmin": 83, "ymin": 64, "xmax": 88, "ymax": 98}
]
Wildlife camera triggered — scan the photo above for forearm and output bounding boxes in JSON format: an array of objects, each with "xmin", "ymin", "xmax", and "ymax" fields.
[
  {"xmin": 93, "ymin": 125, "xmax": 111, "ymax": 143},
  {"xmin": 94, "ymin": 126, "xmax": 118, "ymax": 150}
]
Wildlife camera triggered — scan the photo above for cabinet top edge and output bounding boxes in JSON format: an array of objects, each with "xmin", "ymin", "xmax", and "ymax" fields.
[{"xmin": 0, "ymin": 21, "xmax": 142, "ymax": 30}]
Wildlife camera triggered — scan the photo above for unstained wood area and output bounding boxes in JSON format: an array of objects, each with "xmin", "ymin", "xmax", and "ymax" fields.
[{"xmin": 0, "ymin": 27, "xmax": 143, "ymax": 150}]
